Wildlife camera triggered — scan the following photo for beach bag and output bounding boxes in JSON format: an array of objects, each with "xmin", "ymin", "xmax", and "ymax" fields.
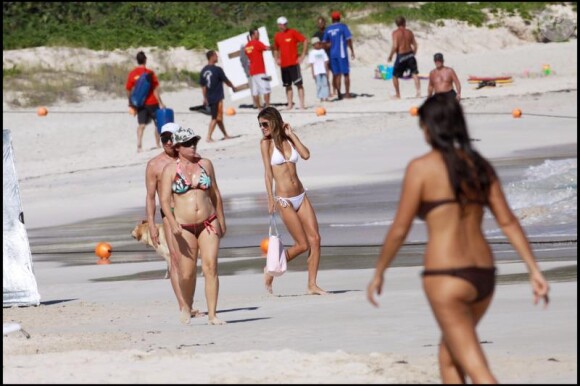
[
  {"xmin": 266, "ymin": 214, "xmax": 287, "ymax": 277},
  {"xmin": 130, "ymin": 72, "xmax": 152, "ymax": 108}
]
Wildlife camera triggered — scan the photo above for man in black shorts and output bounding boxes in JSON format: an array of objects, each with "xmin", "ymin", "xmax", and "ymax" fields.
[
  {"xmin": 200, "ymin": 50, "xmax": 238, "ymax": 142},
  {"xmin": 387, "ymin": 16, "xmax": 421, "ymax": 98},
  {"xmin": 273, "ymin": 16, "xmax": 308, "ymax": 109},
  {"xmin": 125, "ymin": 51, "xmax": 166, "ymax": 152}
]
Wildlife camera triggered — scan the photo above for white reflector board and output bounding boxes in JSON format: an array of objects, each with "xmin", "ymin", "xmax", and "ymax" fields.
[{"xmin": 217, "ymin": 26, "xmax": 279, "ymax": 101}]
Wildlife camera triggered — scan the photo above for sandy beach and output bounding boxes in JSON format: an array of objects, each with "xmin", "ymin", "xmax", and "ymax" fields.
[{"xmin": 3, "ymin": 18, "xmax": 578, "ymax": 384}]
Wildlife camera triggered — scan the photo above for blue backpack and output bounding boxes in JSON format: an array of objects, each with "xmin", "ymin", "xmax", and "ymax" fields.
[{"xmin": 130, "ymin": 72, "xmax": 152, "ymax": 108}]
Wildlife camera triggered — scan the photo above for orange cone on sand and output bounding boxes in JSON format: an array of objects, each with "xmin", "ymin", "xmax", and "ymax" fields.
[
  {"xmin": 512, "ymin": 108, "xmax": 522, "ymax": 118},
  {"xmin": 37, "ymin": 107, "xmax": 48, "ymax": 116},
  {"xmin": 409, "ymin": 106, "xmax": 419, "ymax": 117},
  {"xmin": 226, "ymin": 107, "xmax": 236, "ymax": 116},
  {"xmin": 316, "ymin": 107, "xmax": 326, "ymax": 116},
  {"xmin": 95, "ymin": 242, "xmax": 112, "ymax": 259}
]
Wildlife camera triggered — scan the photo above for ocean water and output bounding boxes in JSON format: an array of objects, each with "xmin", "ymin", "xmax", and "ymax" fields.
[
  {"xmin": 324, "ymin": 158, "xmax": 578, "ymax": 242},
  {"xmin": 486, "ymin": 158, "xmax": 577, "ymax": 238}
]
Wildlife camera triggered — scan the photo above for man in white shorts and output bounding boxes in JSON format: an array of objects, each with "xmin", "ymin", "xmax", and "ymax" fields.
[{"xmin": 244, "ymin": 27, "xmax": 272, "ymax": 109}]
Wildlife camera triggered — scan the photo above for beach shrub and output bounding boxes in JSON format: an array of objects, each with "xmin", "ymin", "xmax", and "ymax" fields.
[{"xmin": 3, "ymin": 2, "xmax": 562, "ymax": 50}]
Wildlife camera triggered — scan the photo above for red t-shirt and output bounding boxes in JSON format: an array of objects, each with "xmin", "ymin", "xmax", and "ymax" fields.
[
  {"xmin": 125, "ymin": 67, "xmax": 160, "ymax": 105},
  {"xmin": 274, "ymin": 29, "xmax": 306, "ymax": 68},
  {"xmin": 245, "ymin": 39, "xmax": 268, "ymax": 76}
]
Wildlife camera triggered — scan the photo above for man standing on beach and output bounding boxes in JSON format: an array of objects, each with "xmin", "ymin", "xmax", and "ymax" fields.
[
  {"xmin": 388, "ymin": 16, "xmax": 421, "ymax": 99},
  {"xmin": 427, "ymin": 52, "xmax": 462, "ymax": 101},
  {"xmin": 126, "ymin": 51, "xmax": 166, "ymax": 152},
  {"xmin": 322, "ymin": 11, "xmax": 355, "ymax": 99},
  {"xmin": 273, "ymin": 16, "xmax": 308, "ymax": 110},
  {"xmin": 245, "ymin": 27, "xmax": 272, "ymax": 109},
  {"xmin": 200, "ymin": 50, "xmax": 238, "ymax": 142},
  {"xmin": 145, "ymin": 122, "xmax": 199, "ymax": 317}
]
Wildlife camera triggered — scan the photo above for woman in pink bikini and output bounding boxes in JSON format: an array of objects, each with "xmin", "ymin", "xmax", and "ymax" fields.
[
  {"xmin": 367, "ymin": 94, "xmax": 550, "ymax": 383},
  {"xmin": 258, "ymin": 107, "xmax": 326, "ymax": 295},
  {"xmin": 160, "ymin": 126, "xmax": 227, "ymax": 326}
]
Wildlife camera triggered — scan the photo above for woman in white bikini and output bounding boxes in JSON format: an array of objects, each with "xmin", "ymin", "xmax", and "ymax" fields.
[{"xmin": 258, "ymin": 107, "xmax": 326, "ymax": 295}]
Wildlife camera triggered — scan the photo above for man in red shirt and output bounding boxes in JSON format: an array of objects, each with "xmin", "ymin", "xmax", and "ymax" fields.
[
  {"xmin": 245, "ymin": 28, "xmax": 272, "ymax": 109},
  {"xmin": 273, "ymin": 16, "xmax": 308, "ymax": 110},
  {"xmin": 125, "ymin": 51, "xmax": 166, "ymax": 153}
]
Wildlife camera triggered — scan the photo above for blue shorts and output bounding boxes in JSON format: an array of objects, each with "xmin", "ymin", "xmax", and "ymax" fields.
[{"xmin": 330, "ymin": 57, "xmax": 349, "ymax": 75}]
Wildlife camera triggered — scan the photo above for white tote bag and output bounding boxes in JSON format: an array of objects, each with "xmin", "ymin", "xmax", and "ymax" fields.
[{"xmin": 266, "ymin": 213, "xmax": 287, "ymax": 277}]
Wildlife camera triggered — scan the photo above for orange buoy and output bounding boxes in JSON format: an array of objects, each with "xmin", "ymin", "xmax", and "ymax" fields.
[
  {"xmin": 129, "ymin": 107, "xmax": 137, "ymax": 116},
  {"xmin": 316, "ymin": 107, "xmax": 326, "ymax": 116},
  {"xmin": 409, "ymin": 106, "xmax": 419, "ymax": 117},
  {"xmin": 512, "ymin": 108, "xmax": 522, "ymax": 118},
  {"xmin": 95, "ymin": 242, "xmax": 112, "ymax": 259},
  {"xmin": 226, "ymin": 107, "xmax": 236, "ymax": 116},
  {"xmin": 260, "ymin": 238, "xmax": 269, "ymax": 254},
  {"xmin": 37, "ymin": 107, "xmax": 48, "ymax": 116}
]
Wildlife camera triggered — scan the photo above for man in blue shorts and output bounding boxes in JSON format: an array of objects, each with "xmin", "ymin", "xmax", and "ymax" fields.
[{"xmin": 322, "ymin": 11, "xmax": 355, "ymax": 99}]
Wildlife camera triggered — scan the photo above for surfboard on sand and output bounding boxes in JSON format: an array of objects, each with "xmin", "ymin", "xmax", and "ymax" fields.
[{"xmin": 468, "ymin": 75, "xmax": 513, "ymax": 84}]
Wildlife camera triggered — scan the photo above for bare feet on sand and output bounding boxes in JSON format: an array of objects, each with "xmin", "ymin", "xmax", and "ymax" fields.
[
  {"xmin": 208, "ymin": 317, "xmax": 227, "ymax": 325},
  {"xmin": 206, "ymin": 138, "xmax": 215, "ymax": 143},
  {"xmin": 191, "ymin": 308, "xmax": 204, "ymax": 318},
  {"xmin": 308, "ymin": 285, "xmax": 328, "ymax": 295},
  {"xmin": 180, "ymin": 307, "xmax": 191, "ymax": 325},
  {"xmin": 264, "ymin": 266, "xmax": 273, "ymax": 294},
  {"xmin": 223, "ymin": 135, "xmax": 233, "ymax": 140}
]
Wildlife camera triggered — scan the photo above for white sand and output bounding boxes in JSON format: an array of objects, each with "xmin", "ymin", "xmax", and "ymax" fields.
[{"xmin": 2, "ymin": 21, "xmax": 577, "ymax": 383}]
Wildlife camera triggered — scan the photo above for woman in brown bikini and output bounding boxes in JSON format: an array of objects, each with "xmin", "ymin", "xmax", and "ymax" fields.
[
  {"xmin": 367, "ymin": 94, "xmax": 550, "ymax": 383},
  {"xmin": 160, "ymin": 126, "xmax": 227, "ymax": 326}
]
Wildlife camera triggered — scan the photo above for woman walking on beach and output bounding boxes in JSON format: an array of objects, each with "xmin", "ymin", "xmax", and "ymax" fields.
[
  {"xmin": 160, "ymin": 126, "xmax": 227, "ymax": 325},
  {"xmin": 258, "ymin": 107, "xmax": 326, "ymax": 295},
  {"xmin": 367, "ymin": 94, "xmax": 549, "ymax": 384}
]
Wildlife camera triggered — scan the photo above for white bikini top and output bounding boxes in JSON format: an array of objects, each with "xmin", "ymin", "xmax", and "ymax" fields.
[{"xmin": 271, "ymin": 140, "xmax": 299, "ymax": 165}]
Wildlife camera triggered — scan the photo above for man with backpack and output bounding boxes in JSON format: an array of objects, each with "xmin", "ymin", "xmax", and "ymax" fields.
[{"xmin": 126, "ymin": 51, "xmax": 166, "ymax": 153}]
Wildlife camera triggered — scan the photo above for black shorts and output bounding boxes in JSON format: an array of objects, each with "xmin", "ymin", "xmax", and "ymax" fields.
[
  {"xmin": 437, "ymin": 89, "xmax": 457, "ymax": 99},
  {"xmin": 209, "ymin": 100, "xmax": 224, "ymax": 120},
  {"xmin": 393, "ymin": 52, "xmax": 418, "ymax": 78},
  {"xmin": 137, "ymin": 104, "xmax": 159, "ymax": 126},
  {"xmin": 281, "ymin": 64, "xmax": 303, "ymax": 87}
]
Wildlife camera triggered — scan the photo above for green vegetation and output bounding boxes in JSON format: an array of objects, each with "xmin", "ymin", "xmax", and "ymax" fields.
[{"xmin": 3, "ymin": 2, "xmax": 559, "ymax": 51}]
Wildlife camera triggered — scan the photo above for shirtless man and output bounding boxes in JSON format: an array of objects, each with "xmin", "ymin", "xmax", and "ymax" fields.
[
  {"xmin": 387, "ymin": 16, "xmax": 420, "ymax": 98},
  {"xmin": 427, "ymin": 52, "xmax": 461, "ymax": 101},
  {"xmin": 145, "ymin": 122, "xmax": 200, "ymax": 319}
]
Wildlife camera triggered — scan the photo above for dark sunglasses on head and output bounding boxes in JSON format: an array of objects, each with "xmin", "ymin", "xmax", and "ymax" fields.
[
  {"xmin": 180, "ymin": 137, "xmax": 199, "ymax": 148},
  {"xmin": 161, "ymin": 135, "xmax": 173, "ymax": 144},
  {"xmin": 258, "ymin": 121, "xmax": 269, "ymax": 128}
]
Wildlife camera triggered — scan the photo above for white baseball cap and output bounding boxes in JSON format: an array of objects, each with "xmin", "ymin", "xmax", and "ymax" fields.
[
  {"xmin": 277, "ymin": 16, "xmax": 288, "ymax": 25},
  {"xmin": 161, "ymin": 122, "xmax": 180, "ymax": 135}
]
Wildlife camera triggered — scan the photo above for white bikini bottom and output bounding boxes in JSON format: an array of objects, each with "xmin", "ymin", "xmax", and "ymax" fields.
[{"xmin": 275, "ymin": 191, "xmax": 306, "ymax": 211}]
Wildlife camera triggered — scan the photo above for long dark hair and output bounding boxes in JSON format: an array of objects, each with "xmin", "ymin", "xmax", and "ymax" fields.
[
  {"xmin": 418, "ymin": 94, "xmax": 496, "ymax": 204},
  {"xmin": 257, "ymin": 107, "xmax": 293, "ymax": 153}
]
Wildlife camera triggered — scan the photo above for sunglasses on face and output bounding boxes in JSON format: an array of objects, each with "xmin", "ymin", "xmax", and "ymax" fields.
[
  {"xmin": 161, "ymin": 135, "xmax": 173, "ymax": 144},
  {"xmin": 180, "ymin": 138, "xmax": 199, "ymax": 148},
  {"xmin": 258, "ymin": 121, "xmax": 270, "ymax": 128}
]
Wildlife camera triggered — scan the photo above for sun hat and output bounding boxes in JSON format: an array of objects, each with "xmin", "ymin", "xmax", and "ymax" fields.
[
  {"xmin": 331, "ymin": 11, "xmax": 341, "ymax": 20},
  {"xmin": 311, "ymin": 37, "xmax": 321, "ymax": 44},
  {"xmin": 161, "ymin": 122, "xmax": 180, "ymax": 135},
  {"xmin": 172, "ymin": 127, "xmax": 201, "ymax": 145},
  {"xmin": 434, "ymin": 52, "xmax": 444, "ymax": 62},
  {"xmin": 277, "ymin": 16, "xmax": 288, "ymax": 25}
]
